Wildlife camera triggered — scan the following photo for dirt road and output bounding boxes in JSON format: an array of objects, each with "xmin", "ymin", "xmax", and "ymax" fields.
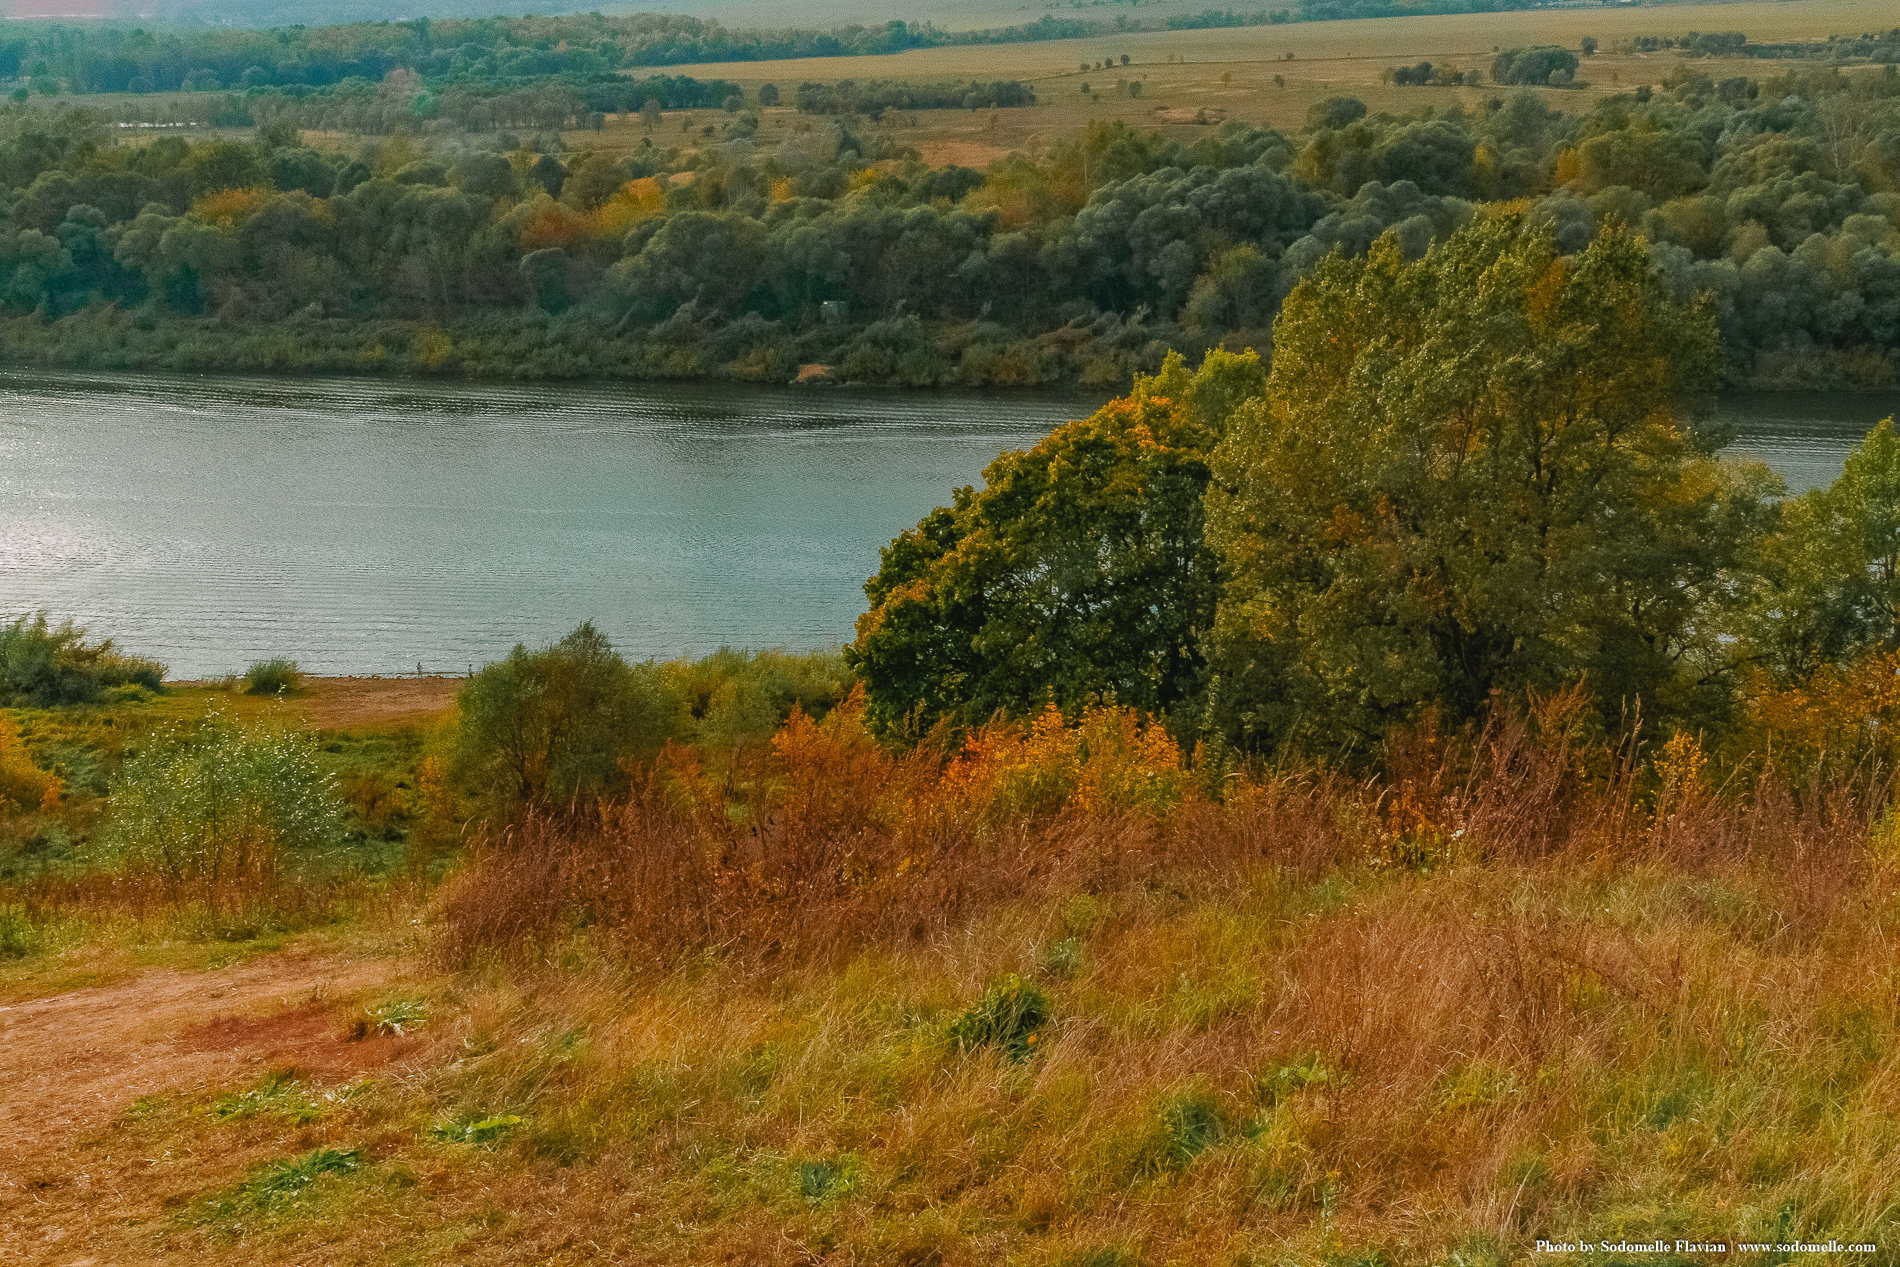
[{"xmin": 0, "ymin": 950, "xmax": 405, "ymax": 1266}]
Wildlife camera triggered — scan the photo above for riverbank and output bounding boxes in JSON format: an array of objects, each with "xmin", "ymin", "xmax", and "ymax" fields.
[
  {"xmin": 6, "ymin": 308, "xmax": 1897, "ymax": 393},
  {"xmin": 0, "ymin": 307, "xmax": 1187, "ymax": 392}
]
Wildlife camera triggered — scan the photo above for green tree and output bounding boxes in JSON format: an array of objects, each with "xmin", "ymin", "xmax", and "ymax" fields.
[
  {"xmin": 1204, "ymin": 213, "xmax": 1773, "ymax": 752},
  {"xmin": 1181, "ymin": 244, "xmax": 1277, "ymax": 334},
  {"xmin": 1743, "ymin": 418, "xmax": 1900, "ymax": 680},
  {"xmin": 455, "ymin": 622, "xmax": 675, "ymax": 807},
  {"xmin": 847, "ymin": 350, "xmax": 1266, "ymax": 737}
]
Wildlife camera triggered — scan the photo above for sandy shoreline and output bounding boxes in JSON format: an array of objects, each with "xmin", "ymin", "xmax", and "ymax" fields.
[{"xmin": 164, "ymin": 675, "xmax": 462, "ymax": 729}]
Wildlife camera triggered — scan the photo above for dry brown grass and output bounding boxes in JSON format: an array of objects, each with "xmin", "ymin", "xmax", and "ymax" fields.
[{"xmin": 13, "ymin": 683, "xmax": 1900, "ymax": 1263}]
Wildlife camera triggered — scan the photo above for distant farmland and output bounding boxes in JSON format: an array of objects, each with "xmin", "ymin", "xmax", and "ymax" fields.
[{"xmin": 578, "ymin": 0, "xmax": 1899, "ymax": 166}]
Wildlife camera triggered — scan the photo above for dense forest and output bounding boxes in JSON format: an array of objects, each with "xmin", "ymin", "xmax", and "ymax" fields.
[{"xmin": 1, "ymin": 58, "xmax": 1898, "ymax": 386}]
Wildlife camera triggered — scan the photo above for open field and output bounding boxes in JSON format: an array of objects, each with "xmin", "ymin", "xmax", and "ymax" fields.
[
  {"xmin": 63, "ymin": 0, "xmax": 1900, "ymax": 166},
  {"xmin": 570, "ymin": 0, "xmax": 1897, "ymax": 161},
  {"xmin": 606, "ymin": 0, "xmax": 1885, "ymax": 40}
]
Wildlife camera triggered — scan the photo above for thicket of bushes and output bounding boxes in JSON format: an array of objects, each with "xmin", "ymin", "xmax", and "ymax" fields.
[{"xmin": 0, "ymin": 613, "xmax": 165, "ymax": 708}]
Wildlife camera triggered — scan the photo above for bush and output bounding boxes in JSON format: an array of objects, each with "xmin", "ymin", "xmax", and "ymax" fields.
[
  {"xmin": 948, "ymin": 973, "xmax": 1051, "ymax": 1059},
  {"xmin": 103, "ymin": 711, "xmax": 344, "ymax": 900},
  {"xmin": 0, "ymin": 613, "xmax": 165, "ymax": 707},
  {"xmin": 660, "ymin": 647, "xmax": 853, "ymax": 748},
  {"xmin": 243, "ymin": 658, "xmax": 303, "ymax": 695},
  {"xmin": 455, "ymin": 621, "xmax": 675, "ymax": 808}
]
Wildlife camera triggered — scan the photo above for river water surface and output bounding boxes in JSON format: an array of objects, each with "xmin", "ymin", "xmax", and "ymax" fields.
[{"xmin": 2, "ymin": 371, "xmax": 1897, "ymax": 678}]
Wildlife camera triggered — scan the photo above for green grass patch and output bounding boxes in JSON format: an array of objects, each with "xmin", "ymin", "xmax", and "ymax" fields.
[
  {"xmin": 206, "ymin": 1068, "xmax": 324, "ymax": 1126},
  {"xmin": 947, "ymin": 973, "xmax": 1051, "ymax": 1060},
  {"xmin": 431, "ymin": 1112, "xmax": 523, "ymax": 1146}
]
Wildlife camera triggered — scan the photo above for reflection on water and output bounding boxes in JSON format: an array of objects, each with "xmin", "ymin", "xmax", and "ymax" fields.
[
  {"xmin": 0, "ymin": 371, "xmax": 1101, "ymax": 677},
  {"xmin": 2, "ymin": 372, "xmax": 1896, "ymax": 677},
  {"xmin": 1712, "ymin": 391, "xmax": 1900, "ymax": 494}
]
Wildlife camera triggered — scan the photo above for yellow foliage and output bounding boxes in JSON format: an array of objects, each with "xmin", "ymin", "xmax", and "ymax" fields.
[
  {"xmin": 945, "ymin": 703, "xmax": 1189, "ymax": 818},
  {"xmin": 1552, "ymin": 146, "xmax": 1583, "ymax": 187},
  {"xmin": 520, "ymin": 179, "xmax": 667, "ymax": 251},
  {"xmin": 0, "ymin": 712, "xmax": 58, "ymax": 813},
  {"xmin": 1653, "ymin": 730, "xmax": 1707, "ymax": 817},
  {"xmin": 416, "ymin": 753, "xmax": 455, "ymax": 823},
  {"xmin": 589, "ymin": 178, "xmax": 668, "ymax": 239},
  {"xmin": 848, "ymin": 166, "xmax": 881, "ymax": 192},
  {"xmin": 413, "ymin": 329, "xmax": 453, "ymax": 371},
  {"xmin": 769, "ymin": 176, "xmax": 796, "ymax": 203},
  {"xmin": 191, "ymin": 186, "xmax": 273, "ymax": 226},
  {"xmin": 1736, "ymin": 651, "xmax": 1900, "ymax": 779}
]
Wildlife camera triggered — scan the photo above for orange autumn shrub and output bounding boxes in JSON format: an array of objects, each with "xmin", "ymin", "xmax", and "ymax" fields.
[
  {"xmin": 519, "ymin": 180, "xmax": 667, "ymax": 251},
  {"xmin": 934, "ymin": 702, "xmax": 1190, "ymax": 820}
]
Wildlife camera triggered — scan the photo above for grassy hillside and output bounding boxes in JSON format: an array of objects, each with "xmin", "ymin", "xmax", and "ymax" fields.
[{"xmin": 4, "ymin": 675, "xmax": 1898, "ymax": 1265}]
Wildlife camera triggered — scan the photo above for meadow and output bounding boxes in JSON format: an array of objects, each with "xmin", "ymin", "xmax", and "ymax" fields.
[
  {"xmin": 634, "ymin": 0, "xmax": 1898, "ymax": 157},
  {"xmin": 67, "ymin": 0, "xmax": 1900, "ymax": 162},
  {"xmin": 6, "ymin": 660, "xmax": 1900, "ymax": 1265}
]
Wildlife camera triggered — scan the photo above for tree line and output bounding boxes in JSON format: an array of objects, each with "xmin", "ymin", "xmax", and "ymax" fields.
[
  {"xmin": 846, "ymin": 213, "xmax": 1899, "ymax": 775},
  {"xmin": 1, "ymin": 61, "xmax": 1897, "ymax": 386},
  {"xmin": 0, "ymin": 13, "xmax": 1152, "ymax": 96}
]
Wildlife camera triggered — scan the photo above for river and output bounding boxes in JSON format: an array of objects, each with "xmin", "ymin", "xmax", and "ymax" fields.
[{"xmin": 2, "ymin": 371, "xmax": 1897, "ymax": 679}]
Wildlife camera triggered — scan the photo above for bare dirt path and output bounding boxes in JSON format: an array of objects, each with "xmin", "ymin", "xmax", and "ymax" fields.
[{"xmin": 0, "ymin": 949, "xmax": 407, "ymax": 1266}]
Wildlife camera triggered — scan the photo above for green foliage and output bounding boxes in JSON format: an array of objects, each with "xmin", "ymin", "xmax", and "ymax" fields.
[
  {"xmin": 0, "ymin": 902, "xmax": 39, "ymax": 958},
  {"xmin": 1254, "ymin": 1052, "xmax": 1337, "ymax": 1103},
  {"xmin": 1204, "ymin": 212, "xmax": 1773, "ymax": 751},
  {"xmin": 1060, "ymin": 1252, "xmax": 1138, "ymax": 1267},
  {"xmin": 453, "ymin": 621, "xmax": 673, "ymax": 807},
  {"xmin": 1744, "ymin": 418, "xmax": 1900, "ymax": 679},
  {"xmin": 1039, "ymin": 936, "xmax": 1084, "ymax": 979},
  {"xmin": 103, "ymin": 710, "xmax": 344, "ymax": 891},
  {"xmin": 432, "ymin": 1112, "xmax": 522, "ymax": 1145},
  {"xmin": 0, "ymin": 612, "xmax": 165, "ymax": 707},
  {"xmin": 848, "ymin": 350, "xmax": 1263, "ymax": 738},
  {"xmin": 947, "ymin": 973, "xmax": 1051, "ymax": 1060},
  {"xmin": 1492, "ymin": 46, "xmax": 1580, "ymax": 87},
  {"xmin": 658, "ymin": 647, "xmax": 852, "ymax": 749},
  {"xmin": 243, "ymin": 658, "xmax": 303, "ymax": 695},
  {"xmin": 233, "ymin": 1147, "xmax": 360, "ymax": 1206},
  {"xmin": 4, "ymin": 57, "xmax": 1900, "ymax": 388},
  {"xmin": 793, "ymin": 78, "xmax": 1035, "ymax": 114},
  {"xmin": 207, "ymin": 1068, "xmax": 323, "ymax": 1125},
  {"xmin": 347, "ymin": 997, "xmax": 431, "ymax": 1039},
  {"xmin": 1156, "ymin": 1085, "xmax": 1225, "ymax": 1167}
]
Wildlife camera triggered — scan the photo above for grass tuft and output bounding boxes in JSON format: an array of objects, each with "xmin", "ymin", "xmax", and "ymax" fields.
[{"xmin": 242, "ymin": 659, "xmax": 304, "ymax": 696}]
